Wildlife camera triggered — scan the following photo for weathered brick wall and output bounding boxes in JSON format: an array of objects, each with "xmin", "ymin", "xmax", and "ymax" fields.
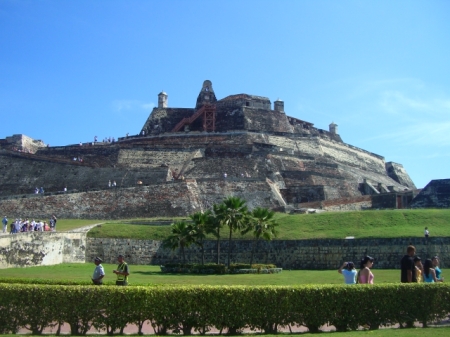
[
  {"xmin": 0, "ymin": 179, "xmax": 282, "ymax": 219},
  {"xmin": 0, "ymin": 152, "xmax": 169, "ymax": 196},
  {"xmin": 86, "ymin": 237, "xmax": 449, "ymax": 270},
  {"xmin": 0, "ymin": 231, "xmax": 87, "ymax": 268}
]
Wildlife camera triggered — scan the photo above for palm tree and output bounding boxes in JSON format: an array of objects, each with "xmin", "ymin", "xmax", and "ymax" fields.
[
  {"xmin": 212, "ymin": 203, "xmax": 226, "ymax": 264},
  {"xmin": 162, "ymin": 221, "xmax": 195, "ymax": 265},
  {"xmin": 242, "ymin": 207, "xmax": 279, "ymax": 266},
  {"xmin": 190, "ymin": 210, "xmax": 214, "ymax": 265},
  {"xmin": 214, "ymin": 196, "xmax": 249, "ymax": 268}
]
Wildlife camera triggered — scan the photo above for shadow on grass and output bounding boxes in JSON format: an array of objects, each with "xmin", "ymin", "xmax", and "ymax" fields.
[{"xmin": 133, "ymin": 271, "xmax": 224, "ymax": 277}]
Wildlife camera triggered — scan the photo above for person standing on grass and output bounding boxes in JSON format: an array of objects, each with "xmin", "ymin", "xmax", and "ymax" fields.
[
  {"xmin": 424, "ymin": 227, "xmax": 429, "ymax": 239},
  {"xmin": 423, "ymin": 259, "xmax": 442, "ymax": 283},
  {"xmin": 113, "ymin": 254, "xmax": 129, "ymax": 286},
  {"xmin": 414, "ymin": 256, "xmax": 423, "ymax": 283},
  {"xmin": 92, "ymin": 257, "xmax": 105, "ymax": 285},
  {"xmin": 338, "ymin": 261, "xmax": 357, "ymax": 284},
  {"xmin": 400, "ymin": 245, "xmax": 417, "ymax": 283},
  {"xmin": 358, "ymin": 256, "xmax": 374, "ymax": 284},
  {"xmin": 432, "ymin": 256, "xmax": 444, "ymax": 281}
]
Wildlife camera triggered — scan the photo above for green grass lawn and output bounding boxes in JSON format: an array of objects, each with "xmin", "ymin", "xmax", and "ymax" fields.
[
  {"xmin": 86, "ymin": 209, "xmax": 450, "ymax": 240},
  {"xmin": 54, "ymin": 218, "xmax": 103, "ymax": 232},
  {"xmin": 1, "ymin": 263, "xmax": 438, "ymax": 286}
]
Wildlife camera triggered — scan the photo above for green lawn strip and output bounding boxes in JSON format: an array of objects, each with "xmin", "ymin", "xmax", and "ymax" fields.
[
  {"xmin": 301, "ymin": 327, "xmax": 450, "ymax": 336},
  {"xmin": 55, "ymin": 219, "xmax": 103, "ymax": 232},
  {"xmin": 0, "ymin": 264, "xmax": 425, "ymax": 286},
  {"xmin": 87, "ymin": 209, "xmax": 450, "ymax": 240}
]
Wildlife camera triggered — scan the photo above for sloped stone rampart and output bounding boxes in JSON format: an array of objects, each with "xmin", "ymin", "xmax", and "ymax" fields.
[
  {"xmin": 411, "ymin": 179, "xmax": 450, "ymax": 208},
  {"xmin": 86, "ymin": 237, "xmax": 449, "ymax": 270},
  {"xmin": 0, "ymin": 232, "xmax": 87, "ymax": 268},
  {"xmin": 0, "ymin": 179, "xmax": 280, "ymax": 219},
  {"xmin": 0, "ymin": 152, "xmax": 169, "ymax": 196}
]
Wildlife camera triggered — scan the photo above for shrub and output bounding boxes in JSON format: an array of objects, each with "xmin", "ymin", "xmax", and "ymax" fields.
[{"xmin": 1, "ymin": 283, "xmax": 449, "ymax": 334}]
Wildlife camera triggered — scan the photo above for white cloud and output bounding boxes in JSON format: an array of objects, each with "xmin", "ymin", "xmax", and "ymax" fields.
[
  {"xmin": 111, "ymin": 100, "xmax": 155, "ymax": 114},
  {"xmin": 362, "ymin": 120, "xmax": 450, "ymax": 147}
]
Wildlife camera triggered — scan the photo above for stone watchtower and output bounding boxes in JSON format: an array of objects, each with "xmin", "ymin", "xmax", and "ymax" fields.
[
  {"xmin": 195, "ymin": 80, "xmax": 217, "ymax": 109},
  {"xmin": 158, "ymin": 91, "xmax": 168, "ymax": 108},
  {"xmin": 274, "ymin": 98, "xmax": 284, "ymax": 113},
  {"xmin": 329, "ymin": 122, "xmax": 338, "ymax": 135}
]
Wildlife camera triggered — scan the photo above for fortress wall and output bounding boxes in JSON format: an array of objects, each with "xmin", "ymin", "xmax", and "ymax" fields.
[
  {"xmin": 35, "ymin": 145, "xmax": 120, "ymax": 167},
  {"xmin": 243, "ymin": 108, "xmax": 294, "ymax": 133},
  {"xmin": 386, "ymin": 162, "xmax": 417, "ymax": 189},
  {"xmin": 86, "ymin": 237, "xmax": 449, "ymax": 270},
  {"xmin": 3, "ymin": 231, "xmax": 446, "ymax": 270},
  {"xmin": 0, "ymin": 179, "xmax": 279, "ymax": 220},
  {"xmin": 184, "ymin": 156, "xmax": 268, "ymax": 180},
  {"xmin": 0, "ymin": 231, "xmax": 87, "ymax": 269},
  {"xmin": 318, "ymin": 138, "xmax": 386, "ymax": 174},
  {"xmin": 0, "ymin": 153, "xmax": 169, "ymax": 195},
  {"xmin": 117, "ymin": 148, "xmax": 203, "ymax": 169},
  {"xmin": 337, "ymin": 163, "xmax": 408, "ymax": 189},
  {"xmin": 143, "ymin": 108, "xmax": 194, "ymax": 134},
  {"xmin": 0, "ymin": 183, "xmax": 195, "ymax": 219},
  {"xmin": 266, "ymin": 135, "xmax": 324, "ymax": 156},
  {"xmin": 195, "ymin": 179, "xmax": 279, "ymax": 210}
]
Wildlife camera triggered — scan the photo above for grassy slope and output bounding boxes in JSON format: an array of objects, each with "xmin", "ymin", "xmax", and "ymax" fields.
[
  {"xmin": 86, "ymin": 209, "xmax": 450, "ymax": 240},
  {"xmin": 0, "ymin": 264, "xmax": 412, "ymax": 285}
]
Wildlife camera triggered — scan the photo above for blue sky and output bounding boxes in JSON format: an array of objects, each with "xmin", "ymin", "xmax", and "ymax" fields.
[{"xmin": 1, "ymin": 0, "xmax": 449, "ymax": 189}]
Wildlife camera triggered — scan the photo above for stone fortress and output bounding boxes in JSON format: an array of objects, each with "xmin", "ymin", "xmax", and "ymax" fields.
[
  {"xmin": 0, "ymin": 80, "xmax": 427, "ymax": 219},
  {"xmin": 1, "ymin": 80, "xmax": 449, "ymax": 269}
]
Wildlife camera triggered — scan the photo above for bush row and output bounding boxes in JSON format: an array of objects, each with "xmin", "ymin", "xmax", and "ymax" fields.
[
  {"xmin": 0, "ymin": 283, "xmax": 449, "ymax": 335},
  {"xmin": 161, "ymin": 263, "xmax": 277, "ymax": 274}
]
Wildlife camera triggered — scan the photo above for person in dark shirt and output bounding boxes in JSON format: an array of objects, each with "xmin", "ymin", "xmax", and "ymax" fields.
[{"xmin": 401, "ymin": 245, "xmax": 417, "ymax": 283}]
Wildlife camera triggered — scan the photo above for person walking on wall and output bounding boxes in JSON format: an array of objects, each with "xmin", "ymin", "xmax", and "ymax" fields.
[
  {"xmin": 113, "ymin": 254, "xmax": 129, "ymax": 286},
  {"xmin": 92, "ymin": 257, "xmax": 105, "ymax": 285},
  {"xmin": 358, "ymin": 256, "xmax": 375, "ymax": 284},
  {"xmin": 338, "ymin": 261, "xmax": 357, "ymax": 284},
  {"xmin": 2, "ymin": 216, "xmax": 7, "ymax": 233},
  {"xmin": 400, "ymin": 245, "xmax": 417, "ymax": 283}
]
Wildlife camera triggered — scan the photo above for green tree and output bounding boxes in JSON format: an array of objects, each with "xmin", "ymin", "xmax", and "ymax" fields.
[
  {"xmin": 214, "ymin": 196, "xmax": 249, "ymax": 268},
  {"xmin": 162, "ymin": 221, "xmax": 195, "ymax": 265},
  {"xmin": 190, "ymin": 210, "xmax": 214, "ymax": 266},
  {"xmin": 242, "ymin": 207, "xmax": 279, "ymax": 266},
  {"xmin": 212, "ymin": 203, "xmax": 226, "ymax": 265}
]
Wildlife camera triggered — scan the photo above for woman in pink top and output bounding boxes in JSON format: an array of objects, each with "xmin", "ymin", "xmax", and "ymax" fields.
[{"xmin": 358, "ymin": 256, "xmax": 374, "ymax": 284}]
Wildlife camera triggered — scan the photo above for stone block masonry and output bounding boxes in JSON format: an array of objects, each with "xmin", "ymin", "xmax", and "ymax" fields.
[
  {"xmin": 0, "ymin": 179, "xmax": 281, "ymax": 219},
  {"xmin": 86, "ymin": 237, "xmax": 449, "ymax": 270},
  {"xmin": 2, "ymin": 231, "xmax": 447, "ymax": 270},
  {"xmin": 0, "ymin": 231, "xmax": 87, "ymax": 268}
]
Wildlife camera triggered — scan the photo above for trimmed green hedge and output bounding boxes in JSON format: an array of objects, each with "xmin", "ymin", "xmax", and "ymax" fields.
[
  {"xmin": 160, "ymin": 263, "xmax": 278, "ymax": 274},
  {"xmin": 0, "ymin": 283, "xmax": 449, "ymax": 335}
]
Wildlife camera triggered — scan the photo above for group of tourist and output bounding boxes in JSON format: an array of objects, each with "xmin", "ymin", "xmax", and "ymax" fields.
[
  {"xmin": 92, "ymin": 254, "xmax": 129, "ymax": 286},
  {"xmin": 34, "ymin": 187, "xmax": 45, "ymax": 194},
  {"xmin": 2, "ymin": 215, "xmax": 57, "ymax": 234},
  {"xmin": 338, "ymin": 245, "xmax": 443, "ymax": 284}
]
